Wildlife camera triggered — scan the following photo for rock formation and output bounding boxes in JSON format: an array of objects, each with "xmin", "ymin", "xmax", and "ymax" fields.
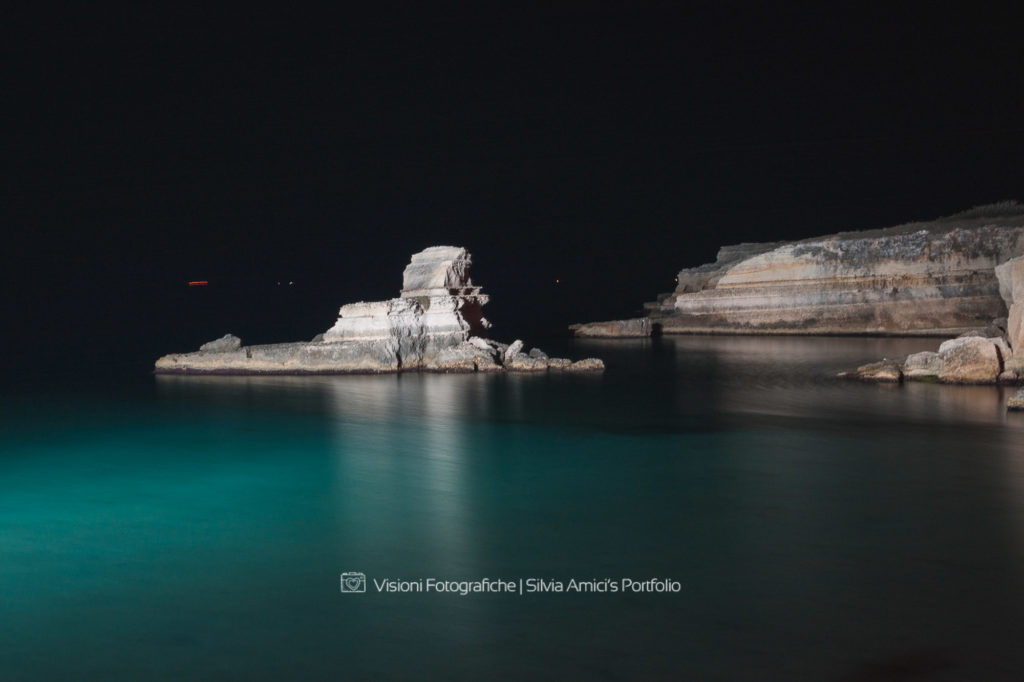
[
  {"xmin": 569, "ymin": 318, "xmax": 653, "ymax": 338},
  {"xmin": 155, "ymin": 246, "xmax": 604, "ymax": 375},
  {"xmin": 840, "ymin": 229, "xmax": 1024, "ymax": 388},
  {"xmin": 577, "ymin": 203, "xmax": 1024, "ymax": 337}
]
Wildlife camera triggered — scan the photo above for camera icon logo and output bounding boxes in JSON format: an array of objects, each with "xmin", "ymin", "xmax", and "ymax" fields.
[{"xmin": 340, "ymin": 572, "xmax": 367, "ymax": 593}]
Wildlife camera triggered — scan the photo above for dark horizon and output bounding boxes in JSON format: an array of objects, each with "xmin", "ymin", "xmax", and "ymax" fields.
[{"xmin": 3, "ymin": 3, "xmax": 1022, "ymax": 372}]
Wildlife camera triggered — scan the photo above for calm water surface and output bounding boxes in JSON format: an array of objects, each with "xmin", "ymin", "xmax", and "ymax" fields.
[{"xmin": 4, "ymin": 336, "xmax": 1024, "ymax": 681}]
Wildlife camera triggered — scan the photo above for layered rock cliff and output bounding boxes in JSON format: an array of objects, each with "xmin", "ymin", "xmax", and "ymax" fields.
[
  {"xmin": 576, "ymin": 203, "xmax": 1024, "ymax": 337},
  {"xmin": 155, "ymin": 246, "xmax": 603, "ymax": 375}
]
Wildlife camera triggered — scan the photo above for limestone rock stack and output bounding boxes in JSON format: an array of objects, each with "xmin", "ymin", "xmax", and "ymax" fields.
[{"xmin": 155, "ymin": 246, "xmax": 604, "ymax": 375}]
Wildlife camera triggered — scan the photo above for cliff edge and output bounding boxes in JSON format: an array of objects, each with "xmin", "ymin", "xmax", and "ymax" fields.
[{"xmin": 575, "ymin": 202, "xmax": 1024, "ymax": 337}]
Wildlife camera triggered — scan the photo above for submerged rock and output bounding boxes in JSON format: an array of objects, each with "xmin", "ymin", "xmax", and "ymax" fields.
[
  {"xmin": 839, "ymin": 359, "xmax": 903, "ymax": 382},
  {"xmin": 566, "ymin": 358, "xmax": 606, "ymax": 372},
  {"xmin": 569, "ymin": 318, "xmax": 652, "ymax": 338},
  {"xmin": 155, "ymin": 247, "xmax": 604, "ymax": 375}
]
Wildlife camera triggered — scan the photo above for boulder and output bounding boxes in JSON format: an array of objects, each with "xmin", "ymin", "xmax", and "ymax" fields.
[
  {"xmin": 199, "ymin": 334, "xmax": 242, "ymax": 352},
  {"xmin": 903, "ymin": 351, "xmax": 942, "ymax": 379},
  {"xmin": 528, "ymin": 347, "xmax": 549, "ymax": 359},
  {"xmin": 468, "ymin": 336, "xmax": 495, "ymax": 353},
  {"xmin": 428, "ymin": 344, "xmax": 481, "ymax": 372},
  {"xmin": 547, "ymin": 358, "xmax": 573, "ymax": 370},
  {"xmin": 569, "ymin": 317, "xmax": 652, "ymax": 338},
  {"xmin": 937, "ymin": 336, "xmax": 1002, "ymax": 383},
  {"xmin": 504, "ymin": 339, "xmax": 524, "ymax": 362},
  {"xmin": 505, "ymin": 354, "xmax": 548, "ymax": 372},
  {"xmin": 566, "ymin": 358, "xmax": 606, "ymax": 372}
]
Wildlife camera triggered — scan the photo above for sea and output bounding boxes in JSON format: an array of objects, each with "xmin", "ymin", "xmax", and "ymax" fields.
[{"xmin": 4, "ymin": 335, "xmax": 1024, "ymax": 681}]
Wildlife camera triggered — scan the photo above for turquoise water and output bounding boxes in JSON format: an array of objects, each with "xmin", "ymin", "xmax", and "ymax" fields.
[{"xmin": 4, "ymin": 336, "xmax": 1024, "ymax": 680}]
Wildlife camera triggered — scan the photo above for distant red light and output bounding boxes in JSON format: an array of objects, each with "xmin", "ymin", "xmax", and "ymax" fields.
[{"xmin": 188, "ymin": 281, "xmax": 208, "ymax": 286}]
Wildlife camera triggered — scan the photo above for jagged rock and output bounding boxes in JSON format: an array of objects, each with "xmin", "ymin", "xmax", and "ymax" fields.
[
  {"xmin": 427, "ymin": 343, "xmax": 483, "ymax": 372},
  {"xmin": 504, "ymin": 339, "xmax": 524, "ymax": 362},
  {"xmin": 547, "ymin": 358, "xmax": 573, "ymax": 370},
  {"xmin": 199, "ymin": 334, "xmax": 242, "ymax": 352},
  {"xmin": 1008, "ymin": 389, "xmax": 1024, "ymax": 410},
  {"xmin": 528, "ymin": 348, "xmax": 549, "ymax": 359},
  {"xmin": 566, "ymin": 358, "xmax": 606, "ymax": 372},
  {"xmin": 311, "ymin": 333, "xmax": 325, "ymax": 343},
  {"xmin": 505, "ymin": 354, "xmax": 548, "ymax": 371},
  {"xmin": 840, "ymin": 359, "xmax": 902, "ymax": 382},
  {"xmin": 474, "ymin": 354, "xmax": 502, "ymax": 372},
  {"xmin": 468, "ymin": 336, "xmax": 495, "ymax": 353},
  {"xmin": 937, "ymin": 337, "xmax": 1002, "ymax": 383},
  {"xmin": 569, "ymin": 318, "xmax": 652, "ymax": 338},
  {"xmin": 155, "ymin": 247, "xmax": 605, "ymax": 375},
  {"xmin": 903, "ymin": 351, "xmax": 942, "ymax": 379}
]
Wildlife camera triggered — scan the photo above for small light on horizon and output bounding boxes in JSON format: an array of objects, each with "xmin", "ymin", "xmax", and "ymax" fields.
[{"xmin": 187, "ymin": 280, "xmax": 208, "ymax": 287}]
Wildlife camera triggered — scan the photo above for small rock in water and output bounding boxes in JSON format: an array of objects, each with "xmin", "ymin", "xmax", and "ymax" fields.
[
  {"xmin": 566, "ymin": 358, "xmax": 605, "ymax": 372},
  {"xmin": 528, "ymin": 348, "xmax": 549, "ymax": 359},
  {"xmin": 1008, "ymin": 389, "xmax": 1024, "ymax": 411},
  {"xmin": 841, "ymin": 359, "xmax": 902, "ymax": 382},
  {"xmin": 505, "ymin": 354, "xmax": 548, "ymax": 371}
]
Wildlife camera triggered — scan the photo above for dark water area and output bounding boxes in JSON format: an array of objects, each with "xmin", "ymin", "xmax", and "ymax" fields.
[{"xmin": 4, "ymin": 336, "xmax": 1024, "ymax": 680}]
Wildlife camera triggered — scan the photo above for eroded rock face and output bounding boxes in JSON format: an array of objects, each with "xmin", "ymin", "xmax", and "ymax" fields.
[
  {"xmin": 628, "ymin": 207, "xmax": 1024, "ymax": 336},
  {"xmin": 996, "ymin": 256, "xmax": 1024, "ymax": 358},
  {"xmin": 937, "ymin": 337, "xmax": 1002, "ymax": 383},
  {"xmin": 569, "ymin": 318, "xmax": 652, "ymax": 338},
  {"xmin": 155, "ymin": 246, "xmax": 603, "ymax": 375}
]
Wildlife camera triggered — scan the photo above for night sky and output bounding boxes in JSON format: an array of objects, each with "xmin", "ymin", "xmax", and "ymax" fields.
[{"xmin": 3, "ymin": 3, "xmax": 1022, "ymax": 373}]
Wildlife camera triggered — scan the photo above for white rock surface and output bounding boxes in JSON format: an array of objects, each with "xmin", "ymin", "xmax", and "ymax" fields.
[{"xmin": 155, "ymin": 247, "xmax": 604, "ymax": 375}]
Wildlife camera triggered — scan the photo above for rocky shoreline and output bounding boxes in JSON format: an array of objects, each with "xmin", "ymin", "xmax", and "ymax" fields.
[
  {"xmin": 572, "ymin": 203, "xmax": 1024, "ymax": 339},
  {"xmin": 841, "ymin": 252, "xmax": 1024, "ymax": 408},
  {"xmin": 156, "ymin": 247, "xmax": 604, "ymax": 376}
]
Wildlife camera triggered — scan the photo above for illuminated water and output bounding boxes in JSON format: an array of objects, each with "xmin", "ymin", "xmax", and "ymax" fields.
[{"xmin": 4, "ymin": 336, "xmax": 1024, "ymax": 680}]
